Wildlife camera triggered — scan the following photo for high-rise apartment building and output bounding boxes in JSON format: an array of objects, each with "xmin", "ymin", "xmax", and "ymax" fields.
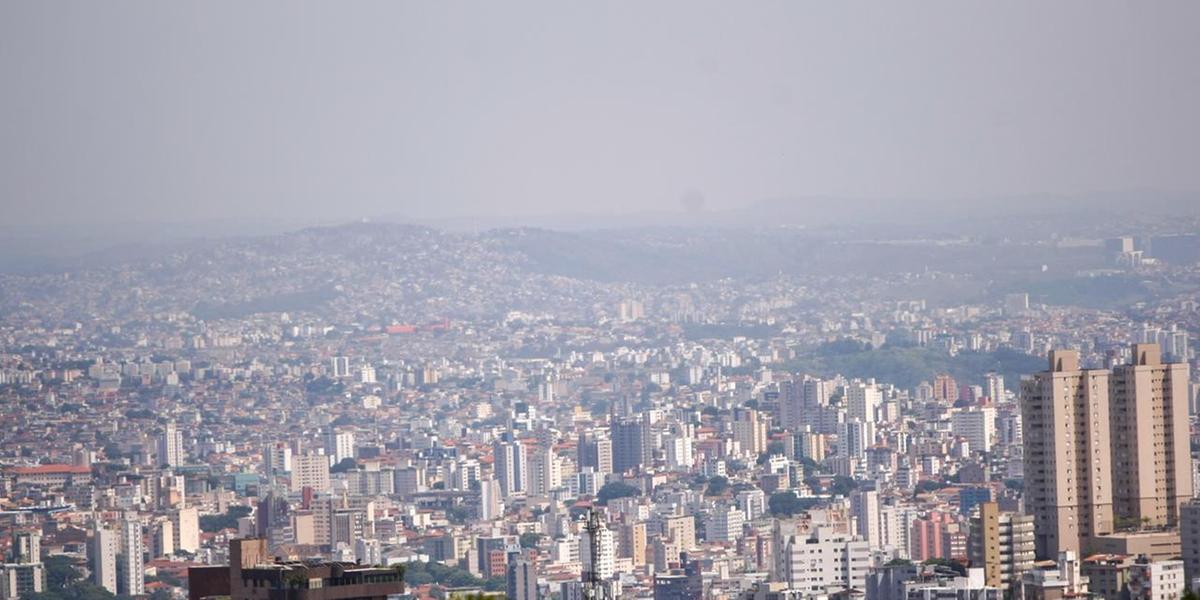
[
  {"xmin": 330, "ymin": 356, "xmax": 350, "ymax": 378},
  {"xmin": 157, "ymin": 421, "xmax": 184, "ymax": 467},
  {"xmin": 847, "ymin": 381, "xmax": 882, "ymax": 423},
  {"xmin": 578, "ymin": 430, "xmax": 614, "ymax": 476},
  {"xmin": 610, "ymin": 417, "xmax": 650, "ymax": 474},
  {"xmin": 1177, "ymin": 500, "xmax": 1200, "ymax": 590},
  {"xmin": 968, "ymin": 502, "xmax": 1035, "ymax": 593},
  {"xmin": 732, "ymin": 408, "xmax": 768, "ymax": 456},
  {"xmin": 773, "ymin": 523, "xmax": 870, "ymax": 594},
  {"xmin": 838, "ymin": 420, "xmax": 874, "ymax": 460},
  {"xmin": 933, "ymin": 374, "xmax": 960, "ymax": 405},
  {"xmin": 705, "ymin": 505, "xmax": 745, "ymax": 542},
  {"xmin": 781, "ymin": 377, "xmax": 831, "ymax": 431},
  {"xmin": 92, "ymin": 525, "xmax": 117, "ymax": 594},
  {"xmin": 1109, "ymin": 344, "xmax": 1191, "ymax": 529},
  {"xmin": 494, "ymin": 439, "xmax": 528, "ymax": 496},
  {"xmin": 480, "ymin": 477, "xmax": 504, "ymax": 520},
  {"xmin": 1021, "ymin": 349, "xmax": 1115, "ymax": 558},
  {"xmin": 120, "ymin": 514, "xmax": 144, "ymax": 596},
  {"xmin": 173, "ymin": 506, "xmax": 200, "ymax": 553},
  {"xmin": 1021, "ymin": 346, "xmax": 1192, "ymax": 559},
  {"xmin": 290, "ymin": 453, "xmax": 332, "ymax": 492},
  {"xmin": 851, "ymin": 489, "xmax": 881, "ymax": 548},
  {"xmin": 527, "ymin": 445, "xmax": 561, "ymax": 496},
  {"xmin": 507, "ymin": 559, "xmax": 539, "ymax": 600},
  {"xmin": 985, "ymin": 372, "xmax": 1006, "ymax": 403},
  {"xmin": 951, "ymin": 406, "xmax": 996, "ymax": 455},
  {"xmin": 323, "ymin": 430, "xmax": 355, "ymax": 465}
]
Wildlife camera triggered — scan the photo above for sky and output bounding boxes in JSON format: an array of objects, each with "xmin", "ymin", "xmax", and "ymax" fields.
[{"xmin": 1, "ymin": 1, "xmax": 1198, "ymax": 226}]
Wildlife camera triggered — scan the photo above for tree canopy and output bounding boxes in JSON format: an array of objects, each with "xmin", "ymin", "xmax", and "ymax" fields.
[{"xmin": 596, "ymin": 481, "xmax": 640, "ymax": 505}]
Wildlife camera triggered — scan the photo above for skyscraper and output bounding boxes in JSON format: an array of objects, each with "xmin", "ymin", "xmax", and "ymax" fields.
[
  {"xmin": 1021, "ymin": 346, "xmax": 1192, "ymax": 559},
  {"xmin": 1109, "ymin": 344, "xmax": 1191, "ymax": 529},
  {"xmin": 1021, "ymin": 349, "xmax": 1114, "ymax": 558}
]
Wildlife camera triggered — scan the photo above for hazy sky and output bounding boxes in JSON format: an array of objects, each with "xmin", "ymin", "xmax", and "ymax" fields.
[{"xmin": 2, "ymin": 1, "xmax": 1198, "ymax": 225}]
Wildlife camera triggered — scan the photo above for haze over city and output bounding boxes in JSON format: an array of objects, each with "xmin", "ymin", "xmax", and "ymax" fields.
[{"xmin": 1, "ymin": 4, "xmax": 1199, "ymax": 600}]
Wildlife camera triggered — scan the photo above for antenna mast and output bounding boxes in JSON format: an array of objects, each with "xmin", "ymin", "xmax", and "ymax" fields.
[{"xmin": 582, "ymin": 507, "xmax": 609, "ymax": 600}]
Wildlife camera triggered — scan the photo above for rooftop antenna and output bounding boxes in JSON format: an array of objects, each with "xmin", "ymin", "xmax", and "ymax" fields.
[{"xmin": 582, "ymin": 507, "xmax": 609, "ymax": 600}]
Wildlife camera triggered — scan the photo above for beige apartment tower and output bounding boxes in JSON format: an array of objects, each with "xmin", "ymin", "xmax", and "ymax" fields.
[
  {"xmin": 968, "ymin": 501, "xmax": 1035, "ymax": 592},
  {"xmin": 1021, "ymin": 346, "xmax": 1192, "ymax": 559},
  {"xmin": 1109, "ymin": 344, "xmax": 1191, "ymax": 530},
  {"xmin": 1021, "ymin": 349, "xmax": 1114, "ymax": 558}
]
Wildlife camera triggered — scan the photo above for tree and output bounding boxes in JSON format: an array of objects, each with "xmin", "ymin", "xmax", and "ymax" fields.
[
  {"xmin": 596, "ymin": 482, "xmax": 640, "ymax": 505},
  {"xmin": 519, "ymin": 532, "xmax": 542, "ymax": 549},
  {"xmin": 704, "ymin": 476, "xmax": 729, "ymax": 497},
  {"xmin": 43, "ymin": 555, "xmax": 82, "ymax": 591},
  {"xmin": 915, "ymin": 480, "xmax": 946, "ymax": 494},
  {"xmin": 923, "ymin": 558, "xmax": 967, "ymax": 577},
  {"xmin": 330, "ymin": 457, "xmax": 358, "ymax": 473},
  {"xmin": 200, "ymin": 505, "xmax": 253, "ymax": 532},
  {"xmin": 768, "ymin": 491, "xmax": 820, "ymax": 517},
  {"xmin": 27, "ymin": 582, "xmax": 120, "ymax": 600},
  {"xmin": 829, "ymin": 476, "xmax": 859, "ymax": 497}
]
